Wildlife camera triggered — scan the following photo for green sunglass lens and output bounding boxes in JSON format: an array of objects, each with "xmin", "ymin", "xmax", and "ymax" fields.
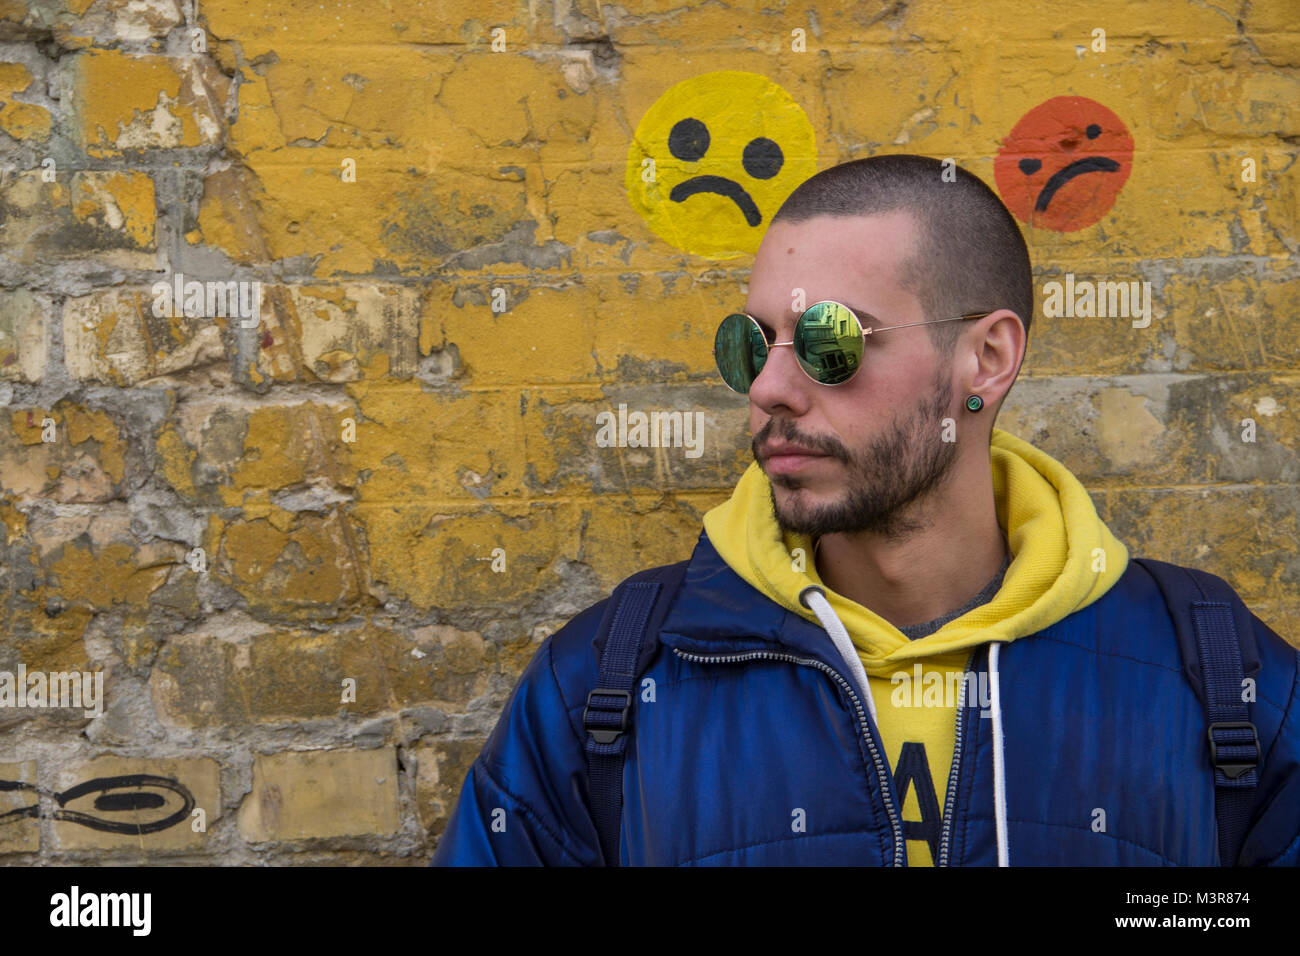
[
  {"xmin": 715, "ymin": 313, "xmax": 767, "ymax": 393},
  {"xmin": 794, "ymin": 302, "xmax": 862, "ymax": 385}
]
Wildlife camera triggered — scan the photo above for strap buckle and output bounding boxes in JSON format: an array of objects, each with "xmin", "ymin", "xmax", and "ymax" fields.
[
  {"xmin": 584, "ymin": 689, "xmax": 632, "ymax": 745},
  {"xmin": 1207, "ymin": 721, "xmax": 1260, "ymax": 780}
]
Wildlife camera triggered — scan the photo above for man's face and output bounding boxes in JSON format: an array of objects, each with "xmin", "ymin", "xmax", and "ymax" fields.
[{"xmin": 744, "ymin": 209, "xmax": 961, "ymax": 541}]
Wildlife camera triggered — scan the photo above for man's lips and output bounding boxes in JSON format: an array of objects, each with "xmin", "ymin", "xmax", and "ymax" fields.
[
  {"xmin": 762, "ymin": 443, "xmax": 825, "ymax": 458},
  {"xmin": 760, "ymin": 444, "xmax": 832, "ymax": 474}
]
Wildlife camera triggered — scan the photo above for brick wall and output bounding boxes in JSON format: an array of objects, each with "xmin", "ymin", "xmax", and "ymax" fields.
[{"xmin": 0, "ymin": 0, "xmax": 1295, "ymax": 862}]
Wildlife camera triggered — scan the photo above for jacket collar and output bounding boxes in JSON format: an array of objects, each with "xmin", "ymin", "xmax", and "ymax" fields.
[{"xmin": 657, "ymin": 530, "xmax": 847, "ymax": 666}]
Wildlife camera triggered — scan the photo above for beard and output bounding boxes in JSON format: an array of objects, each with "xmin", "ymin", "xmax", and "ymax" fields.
[{"xmin": 755, "ymin": 364, "xmax": 958, "ymax": 541}]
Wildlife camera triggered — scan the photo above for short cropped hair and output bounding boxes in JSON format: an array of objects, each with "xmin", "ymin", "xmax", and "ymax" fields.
[{"xmin": 771, "ymin": 154, "xmax": 1033, "ymax": 364}]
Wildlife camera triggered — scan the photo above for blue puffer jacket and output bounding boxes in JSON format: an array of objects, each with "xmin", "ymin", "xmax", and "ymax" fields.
[{"xmin": 430, "ymin": 529, "xmax": 1300, "ymax": 866}]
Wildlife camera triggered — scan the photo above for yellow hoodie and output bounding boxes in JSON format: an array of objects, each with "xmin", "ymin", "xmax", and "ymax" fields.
[{"xmin": 702, "ymin": 427, "xmax": 1130, "ymax": 865}]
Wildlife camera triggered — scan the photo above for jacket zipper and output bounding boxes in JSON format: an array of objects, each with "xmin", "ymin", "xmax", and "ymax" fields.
[
  {"xmin": 936, "ymin": 649, "xmax": 977, "ymax": 867},
  {"xmin": 672, "ymin": 646, "xmax": 906, "ymax": 866}
]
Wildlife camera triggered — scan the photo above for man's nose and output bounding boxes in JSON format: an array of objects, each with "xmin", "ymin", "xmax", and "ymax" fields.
[{"xmin": 748, "ymin": 339, "xmax": 813, "ymax": 411}]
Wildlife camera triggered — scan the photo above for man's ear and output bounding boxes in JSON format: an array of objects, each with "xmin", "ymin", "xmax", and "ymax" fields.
[{"xmin": 970, "ymin": 309, "xmax": 1025, "ymax": 405}]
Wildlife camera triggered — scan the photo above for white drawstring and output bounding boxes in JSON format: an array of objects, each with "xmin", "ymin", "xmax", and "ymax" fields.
[
  {"xmin": 989, "ymin": 641, "xmax": 1010, "ymax": 866},
  {"xmin": 799, "ymin": 585, "xmax": 877, "ymax": 724}
]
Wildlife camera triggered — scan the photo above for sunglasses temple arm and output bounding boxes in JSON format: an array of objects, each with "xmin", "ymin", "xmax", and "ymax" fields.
[{"xmin": 864, "ymin": 313, "xmax": 990, "ymax": 335}]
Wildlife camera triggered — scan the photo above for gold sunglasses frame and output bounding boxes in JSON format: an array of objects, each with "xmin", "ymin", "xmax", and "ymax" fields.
[{"xmin": 716, "ymin": 300, "xmax": 994, "ymax": 392}]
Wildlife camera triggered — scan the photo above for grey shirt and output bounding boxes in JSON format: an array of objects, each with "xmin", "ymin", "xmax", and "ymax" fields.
[{"xmin": 898, "ymin": 537, "xmax": 1012, "ymax": 640}]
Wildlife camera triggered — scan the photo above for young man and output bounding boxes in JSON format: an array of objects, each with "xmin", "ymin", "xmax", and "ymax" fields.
[{"xmin": 431, "ymin": 155, "xmax": 1300, "ymax": 866}]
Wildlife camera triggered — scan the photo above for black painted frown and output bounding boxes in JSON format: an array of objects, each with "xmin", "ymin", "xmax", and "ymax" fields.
[
  {"xmin": 666, "ymin": 117, "xmax": 785, "ymax": 227},
  {"xmin": 1015, "ymin": 123, "xmax": 1120, "ymax": 212}
]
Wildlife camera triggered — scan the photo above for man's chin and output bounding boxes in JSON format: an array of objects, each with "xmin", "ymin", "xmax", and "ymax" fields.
[{"xmin": 770, "ymin": 488, "xmax": 836, "ymax": 532}]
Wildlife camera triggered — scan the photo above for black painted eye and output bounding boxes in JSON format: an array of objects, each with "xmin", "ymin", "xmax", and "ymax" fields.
[
  {"xmin": 742, "ymin": 136, "xmax": 784, "ymax": 179},
  {"xmin": 1085, "ymin": 124, "xmax": 1101, "ymax": 139},
  {"xmin": 1019, "ymin": 158, "xmax": 1042, "ymax": 175},
  {"xmin": 669, "ymin": 118, "xmax": 710, "ymax": 161}
]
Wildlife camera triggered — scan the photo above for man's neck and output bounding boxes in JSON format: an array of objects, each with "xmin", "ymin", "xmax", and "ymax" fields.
[{"xmin": 812, "ymin": 461, "xmax": 1007, "ymax": 631}]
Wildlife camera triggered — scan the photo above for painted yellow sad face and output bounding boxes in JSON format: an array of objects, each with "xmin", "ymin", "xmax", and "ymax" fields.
[{"xmin": 626, "ymin": 71, "xmax": 818, "ymax": 259}]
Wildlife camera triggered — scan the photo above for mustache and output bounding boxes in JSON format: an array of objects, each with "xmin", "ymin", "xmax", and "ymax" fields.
[{"xmin": 752, "ymin": 420, "xmax": 847, "ymax": 461}]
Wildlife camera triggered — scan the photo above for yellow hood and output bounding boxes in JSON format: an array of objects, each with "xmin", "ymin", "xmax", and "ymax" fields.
[{"xmin": 702, "ymin": 427, "xmax": 1129, "ymax": 677}]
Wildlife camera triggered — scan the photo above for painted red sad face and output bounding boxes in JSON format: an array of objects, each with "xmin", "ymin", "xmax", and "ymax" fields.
[{"xmin": 994, "ymin": 96, "xmax": 1134, "ymax": 232}]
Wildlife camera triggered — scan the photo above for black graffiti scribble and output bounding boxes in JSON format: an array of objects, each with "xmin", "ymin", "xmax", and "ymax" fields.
[{"xmin": 0, "ymin": 773, "xmax": 195, "ymax": 834}]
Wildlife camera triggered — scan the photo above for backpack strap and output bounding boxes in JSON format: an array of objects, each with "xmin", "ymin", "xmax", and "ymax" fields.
[
  {"xmin": 1133, "ymin": 557, "xmax": 1262, "ymax": 864},
  {"xmin": 583, "ymin": 560, "xmax": 688, "ymax": 866}
]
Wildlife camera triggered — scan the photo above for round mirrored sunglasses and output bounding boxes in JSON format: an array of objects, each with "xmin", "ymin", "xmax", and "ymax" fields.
[{"xmin": 713, "ymin": 300, "xmax": 993, "ymax": 393}]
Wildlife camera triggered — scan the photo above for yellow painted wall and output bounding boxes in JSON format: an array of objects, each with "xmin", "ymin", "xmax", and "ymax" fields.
[{"xmin": 0, "ymin": 0, "xmax": 1295, "ymax": 862}]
